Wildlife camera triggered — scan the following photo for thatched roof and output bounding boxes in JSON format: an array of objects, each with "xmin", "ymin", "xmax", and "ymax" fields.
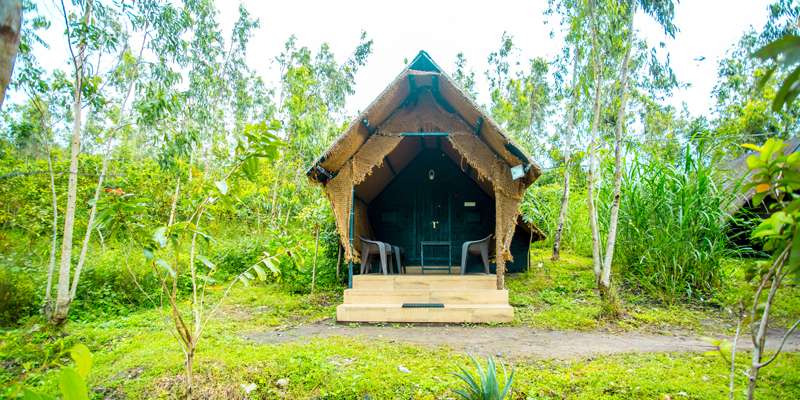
[
  {"xmin": 307, "ymin": 50, "xmax": 541, "ymax": 185},
  {"xmin": 722, "ymin": 137, "xmax": 800, "ymax": 215},
  {"xmin": 306, "ymin": 51, "xmax": 544, "ymax": 265}
]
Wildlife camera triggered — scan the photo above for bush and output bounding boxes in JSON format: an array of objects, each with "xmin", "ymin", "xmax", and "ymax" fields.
[
  {"xmin": 610, "ymin": 147, "xmax": 736, "ymax": 303},
  {"xmin": 521, "ymin": 184, "xmax": 593, "ymax": 257},
  {"xmin": 0, "ymin": 266, "xmax": 38, "ymax": 327},
  {"xmin": 68, "ymin": 246, "xmax": 162, "ymax": 321}
]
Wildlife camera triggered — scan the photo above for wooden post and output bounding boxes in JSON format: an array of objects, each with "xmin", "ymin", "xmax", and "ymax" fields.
[{"xmin": 348, "ymin": 187, "xmax": 355, "ymax": 288}]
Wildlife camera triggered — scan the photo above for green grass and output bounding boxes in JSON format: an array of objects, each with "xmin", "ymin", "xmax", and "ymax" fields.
[
  {"xmin": 2, "ymin": 249, "xmax": 800, "ymax": 399},
  {"xmin": 509, "ymin": 249, "xmax": 727, "ymax": 333},
  {"xmin": 3, "ymin": 304, "xmax": 799, "ymax": 399},
  {"xmin": 510, "ymin": 249, "xmax": 800, "ymax": 334}
]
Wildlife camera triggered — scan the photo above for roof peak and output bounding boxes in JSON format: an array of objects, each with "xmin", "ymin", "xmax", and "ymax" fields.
[{"xmin": 408, "ymin": 50, "xmax": 441, "ymax": 72}]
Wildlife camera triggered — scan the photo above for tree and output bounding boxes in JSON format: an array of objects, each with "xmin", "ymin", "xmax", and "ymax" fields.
[
  {"xmin": 551, "ymin": 46, "xmax": 581, "ymax": 261},
  {"xmin": 486, "ymin": 33, "xmax": 552, "ymax": 160},
  {"xmin": 453, "ymin": 52, "xmax": 478, "ymax": 101},
  {"xmin": 738, "ymin": 139, "xmax": 800, "ymax": 399},
  {"xmin": 50, "ymin": 0, "xmax": 95, "ymax": 325},
  {"xmin": 0, "ymin": 0, "xmax": 21, "ymax": 110},
  {"xmin": 583, "ymin": 0, "xmax": 677, "ymax": 314},
  {"xmin": 46, "ymin": 0, "xmax": 180, "ymax": 324}
]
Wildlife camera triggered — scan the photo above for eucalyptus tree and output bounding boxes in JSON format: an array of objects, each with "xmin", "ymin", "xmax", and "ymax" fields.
[
  {"xmin": 582, "ymin": 0, "xmax": 676, "ymax": 313},
  {"xmin": 49, "ymin": 0, "xmax": 126, "ymax": 324},
  {"xmin": 546, "ymin": 0, "xmax": 588, "ymax": 261},
  {"xmin": 710, "ymin": 1, "xmax": 799, "ymax": 159},
  {"xmin": 267, "ymin": 34, "xmax": 372, "ymax": 227},
  {"xmin": 453, "ymin": 52, "xmax": 478, "ymax": 101},
  {"xmin": 0, "ymin": 0, "xmax": 21, "ymax": 109},
  {"xmin": 485, "ymin": 34, "xmax": 553, "ymax": 160},
  {"xmin": 43, "ymin": 0, "xmax": 193, "ymax": 324}
]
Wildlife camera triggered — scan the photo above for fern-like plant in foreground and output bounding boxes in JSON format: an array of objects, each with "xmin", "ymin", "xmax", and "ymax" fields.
[{"xmin": 453, "ymin": 355, "xmax": 514, "ymax": 400}]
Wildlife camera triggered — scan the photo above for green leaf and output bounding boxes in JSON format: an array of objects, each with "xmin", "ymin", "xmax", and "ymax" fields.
[
  {"xmin": 261, "ymin": 256, "xmax": 279, "ymax": 274},
  {"xmin": 753, "ymin": 35, "xmax": 800, "ymax": 60},
  {"xmin": 21, "ymin": 389, "xmax": 55, "ymax": 400},
  {"xmin": 152, "ymin": 226, "xmax": 168, "ymax": 248},
  {"xmin": 772, "ymin": 65, "xmax": 800, "ymax": 111},
  {"xmin": 746, "ymin": 155, "xmax": 764, "ymax": 170},
  {"xmin": 143, "ymin": 247, "xmax": 154, "ymax": 261},
  {"xmin": 242, "ymin": 156, "xmax": 259, "ymax": 182},
  {"xmin": 69, "ymin": 344, "xmax": 92, "ymax": 380},
  {"xmin": 252, "ymin": 264, "xmax": 267, "ymax": 281},
  {"xmin": 156, "ymin": 259, "xmax": 176, "ymax": 278},
  {"xmin": 215, "ymin": 180, "xmax": 228, "ymax": 195},
  {"xmin": 196, "ymin": 255, "xmax": 216, "ymax": 270},
  {"xmin": 59, "ymin": 367, "xmax": 88, "ymax": 400},
  {"xmin": 741, "ymin": 143, "xmax": 762, "ymax": 152}
]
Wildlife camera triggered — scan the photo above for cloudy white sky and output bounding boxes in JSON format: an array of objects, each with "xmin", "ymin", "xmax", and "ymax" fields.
[{"xmin": 33, "ymin": 0, "xmax": 771, "ymax": 118}]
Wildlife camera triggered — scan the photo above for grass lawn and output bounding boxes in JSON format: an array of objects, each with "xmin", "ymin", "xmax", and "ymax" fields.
[{"xmin": 2, "ymin": 250, "xmax": 799, "ymax": 399}]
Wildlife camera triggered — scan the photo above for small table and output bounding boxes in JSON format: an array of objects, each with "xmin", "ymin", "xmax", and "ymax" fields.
[{"xmin": 420, "ymin": 241, "xmax": 452, "ymax": 274}]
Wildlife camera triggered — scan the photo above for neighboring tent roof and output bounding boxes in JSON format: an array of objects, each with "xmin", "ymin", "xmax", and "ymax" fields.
[
  {"xmin": 722, "ymin": 137, "xmax": 800, "ymax": 215},
  {"xmin": 307, "ymin": 50, "xmax": 541, "ymax": 185}
]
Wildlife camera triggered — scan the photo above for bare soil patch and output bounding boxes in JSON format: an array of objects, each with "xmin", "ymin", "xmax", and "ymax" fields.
[{"xmin": 244, "ymin": 321, "xmax": 800, "ymax": 360}]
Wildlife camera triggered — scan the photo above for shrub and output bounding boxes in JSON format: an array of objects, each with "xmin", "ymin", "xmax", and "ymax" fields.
[
  {"xmin": 522, "ymin": 184, "xmax": 593, "ymax": 257},
  {"xmin": 0, "ymin": 266, "xmax": 38, "ymax": 327},
  {"xmin": 68, "ymin": 246, "xmax": 162, "ymax": 321},
  {"xmin": 611, "ymin": 147, "xmax": 736, "ymax": 303}
]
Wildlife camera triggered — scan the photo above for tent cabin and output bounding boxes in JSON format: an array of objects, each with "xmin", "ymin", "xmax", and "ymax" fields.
[
  {"xmin": 307, "ymin": 51, "xmax": 543, "ymax": 323},
  {"xmin": 723, "ymin": 138, "xmax": 800, "ymax": 253}
]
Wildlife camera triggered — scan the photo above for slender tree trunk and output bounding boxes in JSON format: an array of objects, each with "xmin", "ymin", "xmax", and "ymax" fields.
[
  {"xmin": 43, "ymin": 146, "xmax": 58, "ymax": 314},
  {"xmin": 496, "ymin": 240, "xmax": 505, "ymax": 290},
  {"xmin": 552, "ymin": 47, "xmax": 580, "ymax": 262},
  {"xmin": 600, "ymin": 10, "xmax": 634, "ymax": 291},
  {"xmin": 311, "ymin": 224, "xmax": 320, "ymax": 294},
  {"xmin": 51, "ymin": 0, "xmax": 92, "ymax": 324},
  {"xmin": 730, "ymin": 305, "xmax": 744, "ymax": 400},
  {"xmin": 185, "ymin": 347, "xmax": 194, "ymax": 399},
  {"xmin": 336, "ymin": 243, "xmax": 342, "ymax": 281},
  {"xmin": 748, "ymin": 255, "xmax": 785, "ymax": 400},
  {"xmin": 586, "ymin": 5, "xmax": 603, "ymax": 281},
  {"xmin": 0, "ymin": 0, "xmax": 21, "ymax": 110},
  {"xmin": 70, "ymin": 142, "xmax": 111, "ymax": 300}
]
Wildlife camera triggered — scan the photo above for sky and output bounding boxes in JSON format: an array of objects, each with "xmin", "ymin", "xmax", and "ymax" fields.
[{"xmin": 32, "ymin": 0, "xmax": 772, "ymax": 119}]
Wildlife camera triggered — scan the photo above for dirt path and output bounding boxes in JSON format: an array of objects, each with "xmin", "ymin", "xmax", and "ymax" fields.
[{"xmin": 244, "ymin": 321, "xmax": 800, "ymax": 359}]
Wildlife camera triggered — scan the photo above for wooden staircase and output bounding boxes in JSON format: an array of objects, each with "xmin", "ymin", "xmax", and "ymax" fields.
[{"xmin": 336, "ymin": 275, "xmax": 514, "ymax": 323}]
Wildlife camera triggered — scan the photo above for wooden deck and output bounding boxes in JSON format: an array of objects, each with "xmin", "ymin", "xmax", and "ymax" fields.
[{"xmin": 337, "ymin": 274, "xmax": 513, "ymax": 323}]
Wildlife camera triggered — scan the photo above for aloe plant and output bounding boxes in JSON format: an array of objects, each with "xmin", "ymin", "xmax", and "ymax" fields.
[{"xmin": 453, "ymin": 355, "xmax": 514, "ymax": 400}]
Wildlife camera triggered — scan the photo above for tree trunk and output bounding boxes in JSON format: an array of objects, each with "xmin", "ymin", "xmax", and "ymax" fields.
[
  {"xmin": 0, "ymin": 0, "xmax": 21, "ymax": 110},
  {"xmin": 70, "ymin": 143, "xmax": 110, "ymax": 300},
  {"xmin": 495, "ymin": 239, "xmax": 505, "ymax": 290},
  {"xmin": 51, "ymin": 0, "xmax": 92, "ymax": 325},
  {"xmin": 600, "ymin": 9, "xmax": 634, "ymax": 290},
  {"xmin": 730, "ymin": 305, "xmax": 743, "ymax": 400},
  {"xmin": 552, "ymin": 47, "xmax": 580, "ymax": 262},
  {"xmin": 748, "ymin": 260, "xmax": 784, "ymax": 400},
  {"xmin": 586, "ymin": 6, "xmax": 603, "ymax": 282},
  {"xmin": 185, "ymin": 346, "xmax": 194, "ymax": 400},
  {"xmin": 311, "ymin": 224, "xmax": 320, "ymax": 294},
  {"xmin": 43, "ymin": 146, "xmax": 58, "ymax": 315},
  {"xmin": 336, "ymin": 243, "xmax": 342, "ymax": 281}
]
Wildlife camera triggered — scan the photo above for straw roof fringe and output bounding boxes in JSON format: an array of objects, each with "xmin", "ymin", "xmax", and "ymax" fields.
[{"xmin": 307, "ymin": 51, "xmax": 542, "ymax": 184}]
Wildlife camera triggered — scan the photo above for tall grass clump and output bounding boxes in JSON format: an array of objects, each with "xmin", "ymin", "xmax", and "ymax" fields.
[
  {"xmin": 612, "ymin": 147, "xmax": 736, "ymax": 304},
  {"xmin": 522, "ymin": 184, "xmax": 593, "ymax": 257}
]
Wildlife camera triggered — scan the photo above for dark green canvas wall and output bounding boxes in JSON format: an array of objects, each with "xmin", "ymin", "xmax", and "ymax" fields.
[{"xmin": 365, "ymin": 148, "xmax": 529, "ymax": 273}]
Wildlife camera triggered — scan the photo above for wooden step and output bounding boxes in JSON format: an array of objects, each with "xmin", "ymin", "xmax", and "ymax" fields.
[
  {"xmin": 352, "ymin": 275, "xmax": 497, "ymax": 290},
  {"xmin": 344, "ymin": 289, "xmax": 508, "ymax": 305},
  {"xmin": 336, "ymin": 304, "xmax": 514, "ymax": 323}
]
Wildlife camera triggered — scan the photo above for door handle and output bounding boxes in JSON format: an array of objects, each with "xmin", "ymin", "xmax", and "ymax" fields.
[{"xmin": 432, "ymin": 220, "xmax": 439, "ymax": 229}]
